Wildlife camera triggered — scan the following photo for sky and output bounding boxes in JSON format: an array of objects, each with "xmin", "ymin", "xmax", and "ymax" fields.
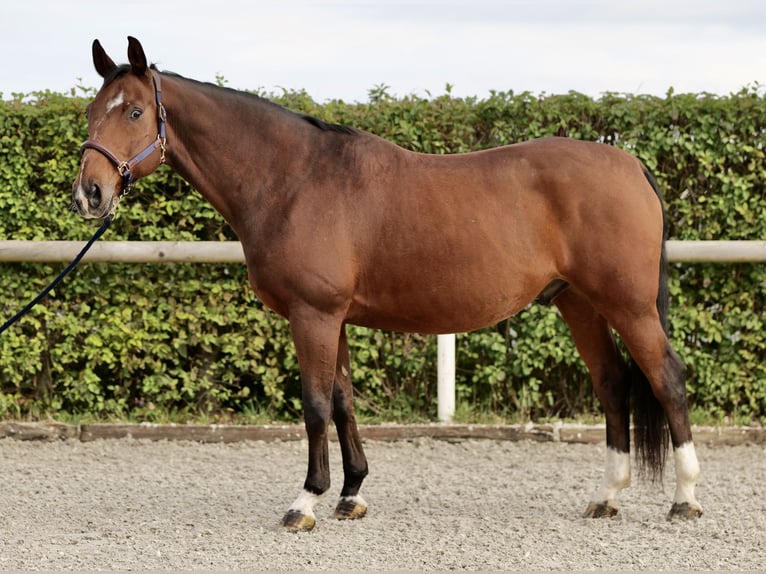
[{"xmin": 2, "ymin": 0, "xmax": 766, "ymax": 103}]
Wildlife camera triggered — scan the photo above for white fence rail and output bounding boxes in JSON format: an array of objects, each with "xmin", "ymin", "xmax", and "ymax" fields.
[
  {"xmin": 2, "ymin": 239, "xmax": 764, "ymax": 422},
  {"xmin": 3, "ymin": 239, "xmax": 766, "ymax": 263},
  {"xmin": 0, "ymin": 241, "xmax": 246, "ymax": 263}
]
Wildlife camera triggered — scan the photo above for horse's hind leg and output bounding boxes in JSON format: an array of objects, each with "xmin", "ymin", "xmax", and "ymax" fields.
[
  {"xmin": 610, "ymin": 313, "xmax": 703, "ymax": 519},
  {"xmin": 554, "ymin": 289, "xmax": 632, "ymax": 518},
  {"xmin": 331, "ymin": 325, "xmax": 369, "ymax": 520}
]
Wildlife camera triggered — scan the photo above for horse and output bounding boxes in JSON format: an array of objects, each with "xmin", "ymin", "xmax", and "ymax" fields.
[{"xmin": 72, "ymin": 37, "xmax": 703, "ymax": 531}]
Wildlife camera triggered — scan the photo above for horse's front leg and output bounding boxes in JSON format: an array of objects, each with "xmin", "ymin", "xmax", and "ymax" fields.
[
  {"xmin": 280, "ymin": 310, "xmax": 342, "ymax": 532},
  {"xmin": 332, "ymin": 325, "xmax": 369, "ymax": 520}
]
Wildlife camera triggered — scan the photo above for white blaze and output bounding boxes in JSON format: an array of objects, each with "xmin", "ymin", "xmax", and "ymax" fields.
[{"xmin": 106, "ymin": 91, "xmax": 124, "ymax": 113}]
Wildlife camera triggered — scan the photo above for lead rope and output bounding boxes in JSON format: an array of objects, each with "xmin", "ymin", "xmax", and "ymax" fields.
[{"xmin": 0, "ymin": 215, "xmax": 113, "ymax": 335}]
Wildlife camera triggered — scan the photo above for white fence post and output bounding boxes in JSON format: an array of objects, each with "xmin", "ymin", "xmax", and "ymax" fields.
[{"xmin": 437, "ymin": 333, "xmax": 456, "ymax": 423}]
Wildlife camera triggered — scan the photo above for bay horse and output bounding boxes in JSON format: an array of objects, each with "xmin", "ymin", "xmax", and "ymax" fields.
[{"xmin": 72, "ymin": 37, "xmax": 703, "ymax": 531}]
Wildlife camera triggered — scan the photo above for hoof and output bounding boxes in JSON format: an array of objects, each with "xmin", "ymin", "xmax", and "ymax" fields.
[
  {"xmin": 280, "ymin": 509, "xmax": 316, "ymax": 532},
  {"xmin": 583, "ymin": 501, "xmax": 618, "ymax": 518},
  {"xmin": 667, "ymin": 502, "xmax": 703, "ymax": 520},
  {"xmin": 334, "ymin": 496, "xmax": 368, "ymax": 520}
]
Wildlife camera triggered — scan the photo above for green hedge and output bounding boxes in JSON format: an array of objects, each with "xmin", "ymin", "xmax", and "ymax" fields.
[{"xmin": 1, "ymin": 85, "xmax": 765, "ymax": 424}]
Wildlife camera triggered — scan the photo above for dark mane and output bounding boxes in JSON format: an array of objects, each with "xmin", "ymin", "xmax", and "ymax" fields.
[
  {"xmin": 299, "ymin": 114, "xmax": 358, "ymax": 135},
  {"xmin": 151, "ymin": 65, "xmax": 359, "ymax": 136},
  {"xmin": 101, "ymin": 63, "xmax": 358, "ymax": 136},
  {"xmin": 101, "ymin": 63, "xmax": 132, "ymax": 86}
]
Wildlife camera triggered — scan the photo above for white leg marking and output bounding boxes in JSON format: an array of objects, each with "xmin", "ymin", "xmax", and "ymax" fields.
[
  {"xmin": 338, "ymin": 494, "xmax": 367, "ymax": 505},
  {"xmin": 288, "ymin": 489, "xmax": 324, "ymax": 519},
  {"xmin": 590, "ymin": 447, "xmax": 631, "ymax": 507},
  {"xmin": 673, "ymin": 442, "xmax": 701, "ymax": 508},
  {"xmin": 337, "ymin": 494, "xmax": 367, "ymax": 509},
  {"xmin": 334, "ymin": 494, "xmax": 368, "ymax": 520}
]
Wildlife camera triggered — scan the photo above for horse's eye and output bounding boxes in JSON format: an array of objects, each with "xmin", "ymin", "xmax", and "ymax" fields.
[{"xmin": 129, "ymin": 108, "xmax": 143, "ymax": 120}]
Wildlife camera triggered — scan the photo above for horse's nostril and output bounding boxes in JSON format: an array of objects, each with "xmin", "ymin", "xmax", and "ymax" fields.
[{"xmin": 87, "ymin": 183, "xmax": 102, "ymax": 208}]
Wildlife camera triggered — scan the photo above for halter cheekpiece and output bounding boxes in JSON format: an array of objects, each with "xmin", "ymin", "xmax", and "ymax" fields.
[{"xmin": 80, "ymin": 70, "xmax": 167, "ymax": 196}]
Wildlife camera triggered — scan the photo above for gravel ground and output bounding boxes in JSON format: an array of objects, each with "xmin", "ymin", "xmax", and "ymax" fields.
[{"xmin": 0, "ymin": 436, "xmax": 764, "ymax": 571}]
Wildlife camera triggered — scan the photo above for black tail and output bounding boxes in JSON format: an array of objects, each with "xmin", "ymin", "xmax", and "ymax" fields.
[{"xmin": 630, "ymin": 168, "xmax": 670, "ymax": 480}]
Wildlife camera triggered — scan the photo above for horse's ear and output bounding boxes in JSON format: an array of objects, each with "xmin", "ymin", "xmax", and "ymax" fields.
[
  {"xmin": 92, "ymin": 39, "xmax": 117, "ymax": 78},
  {"xmin": 126, "ymin": 36, "xmax": 148, "ymax": 76}
]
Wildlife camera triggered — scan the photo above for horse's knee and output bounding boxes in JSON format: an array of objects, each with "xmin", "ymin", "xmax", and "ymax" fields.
[
  {"xmin": 303, "ymin": 393, "xmax": 333, "ymax": 432},
  {"xmin": 332, "ymin": 386, "xmax": 354, "ymax": 424}
]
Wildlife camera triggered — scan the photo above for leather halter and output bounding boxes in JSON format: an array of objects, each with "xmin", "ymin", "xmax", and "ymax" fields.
[{"xmin": 80, "ymin": 70, "xmax": 167, "ymax": 195}]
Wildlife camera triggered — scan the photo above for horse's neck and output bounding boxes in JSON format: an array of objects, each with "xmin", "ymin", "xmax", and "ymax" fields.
[{"xmin": 161, "ymin": 75, "xmax": 309, "ymax": 229}]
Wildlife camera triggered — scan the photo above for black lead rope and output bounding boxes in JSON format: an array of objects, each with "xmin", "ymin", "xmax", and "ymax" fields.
[{"xmin": 0, "ymin": 215, "xmax": 113, "ymax": 336}]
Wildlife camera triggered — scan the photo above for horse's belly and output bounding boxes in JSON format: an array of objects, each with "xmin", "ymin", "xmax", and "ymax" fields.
[{"xmin": 347, "ymin": 272, "xmax": 545, "ymax": 334}]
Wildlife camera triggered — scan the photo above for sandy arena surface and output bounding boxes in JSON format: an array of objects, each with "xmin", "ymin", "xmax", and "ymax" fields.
[{"xmin": 0, "ymin": 436, "xmax": 764, "ymax": 571}]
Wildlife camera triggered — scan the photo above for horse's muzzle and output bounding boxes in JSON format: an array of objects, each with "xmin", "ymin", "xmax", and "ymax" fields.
[{"xmin": 71, "ymin": 180, "xmax": 110, "ymax": 219}]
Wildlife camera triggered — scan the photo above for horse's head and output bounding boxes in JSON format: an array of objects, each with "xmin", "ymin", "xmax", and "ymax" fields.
[{"xmin": 72, "ymin": 36, "xmax": 166, "ymax": 219}]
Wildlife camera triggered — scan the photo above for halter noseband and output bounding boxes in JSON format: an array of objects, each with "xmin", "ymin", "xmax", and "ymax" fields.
[{"xmin": 80, "ymin": 70, "xmax": 167, "ymax": 196}]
